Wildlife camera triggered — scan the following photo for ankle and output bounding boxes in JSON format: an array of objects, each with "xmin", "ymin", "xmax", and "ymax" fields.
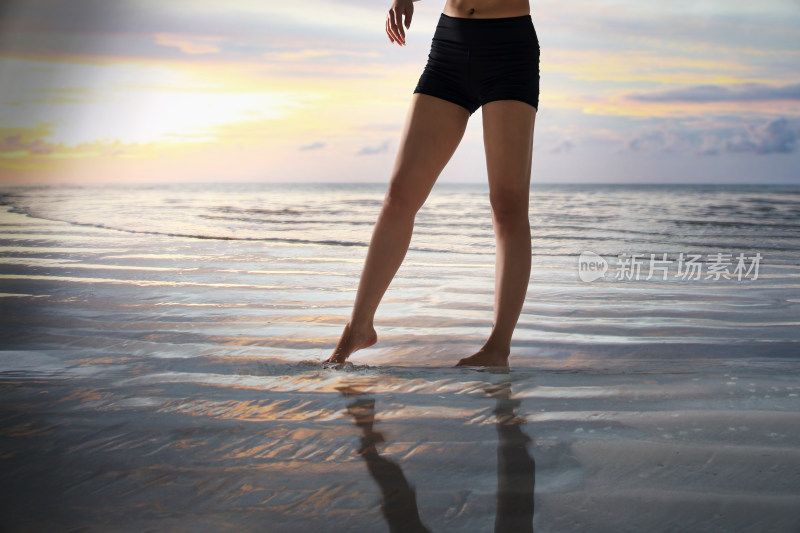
[
  {"xmin": 347, "ymin": 319, "xmax": 374, "ymax": 334},
  {"xmin": 482, "ymin": 341, "xmax": 511, "ymax": 356}
]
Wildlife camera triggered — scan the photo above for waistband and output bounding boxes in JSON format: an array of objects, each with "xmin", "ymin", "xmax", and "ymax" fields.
[
  {"xmin": 440, "ymin": 13, "xmax": 531, "ymax": 24},
  {"xmin": 434, "ymin": 12, "xmax": 536, "ymax": 44}
]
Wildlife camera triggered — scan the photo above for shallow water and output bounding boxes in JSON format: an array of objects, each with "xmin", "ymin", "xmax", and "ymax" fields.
[{"xmin": 1, "ymin": 183, "xmax": 799, "ymax": 532}]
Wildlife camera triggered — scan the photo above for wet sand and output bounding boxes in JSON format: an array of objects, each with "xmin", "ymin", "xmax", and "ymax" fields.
[{"xmin": 2, "ymin": 356, "xmax": 800, "ymax": 532}]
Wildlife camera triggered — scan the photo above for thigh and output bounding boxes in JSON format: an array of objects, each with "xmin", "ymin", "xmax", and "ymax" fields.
[
  {"xmin": 482, "ymin": 100, "xmax": 536, "ymax": 200},
  {"xmin": 386, "ymin": 93, "xmax": 470, "ymax": 210}
]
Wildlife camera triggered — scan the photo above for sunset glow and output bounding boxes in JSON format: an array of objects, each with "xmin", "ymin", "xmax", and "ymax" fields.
[{"xmin": 1, "ymin": 0, "xmax": 798, "ymax": 184}]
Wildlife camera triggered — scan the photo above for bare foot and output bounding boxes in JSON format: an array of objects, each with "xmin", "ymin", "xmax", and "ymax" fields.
[
  {"xmin": 325, "ymin": 321, "xmax": 378, "ymax": 365},
  {"xmin": 456, "ymin": 346, "xmax": 510, "ymax": 368}
]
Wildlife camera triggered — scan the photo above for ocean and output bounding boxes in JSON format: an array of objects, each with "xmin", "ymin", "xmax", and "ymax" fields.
[{"xmin": 1, "ymin": 182, "xmax": 799, "ymax": 532}]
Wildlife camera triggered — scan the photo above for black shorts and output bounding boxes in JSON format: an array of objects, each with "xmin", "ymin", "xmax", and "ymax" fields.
[{"xmin": 413, "ymin": 13, "xmax": 540, "ymax": 115}]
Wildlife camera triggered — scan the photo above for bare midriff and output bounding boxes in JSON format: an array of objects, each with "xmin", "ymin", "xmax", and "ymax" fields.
[{"xmin": 442, "ymin": 0, "xmax": 530, "ymax": 18}]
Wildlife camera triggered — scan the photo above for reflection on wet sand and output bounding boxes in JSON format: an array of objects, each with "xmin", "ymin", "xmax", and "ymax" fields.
[
  {"xmin": 490, "ymin": 382, "xmax": 535, "ymax": 533},
  {"xmin": 339, "ymin": 381, "xmax": 535, "ymax": 533},
  {"xmin": 344, "ymin": 396, "xmax": 432, "ymax": 533}
]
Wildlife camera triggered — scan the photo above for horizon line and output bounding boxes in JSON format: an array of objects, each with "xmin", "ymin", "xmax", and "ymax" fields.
[{"xmin": 2, "ymin": 180, "xmax": 800, "ymax": 188}]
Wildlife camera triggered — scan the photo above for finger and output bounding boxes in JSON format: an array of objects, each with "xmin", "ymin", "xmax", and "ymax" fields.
[
  {"xmin": 386, "ymin": 13, "xmax": 395, "ymax": 41},
  {"xmin": 404, "ymin": 6, "xmax": 413, "ymax": 29},
  {"xmin": 395, "ymin": 8, "xmax": 406, "ymax": 42},
  {"xmin": 387, "ymin": 13, "xmax": 401, "ymax": 45},
  {"xmin": 385, "ymin": 15, "xmax": 394, "ymax": 43},
  {"xmin": 388, "ymin": 14, "xmax": 401, "ymax": 45},
  {"xmin": 389, "ymin": 8, "xmax": 404, "ymax": 44}
]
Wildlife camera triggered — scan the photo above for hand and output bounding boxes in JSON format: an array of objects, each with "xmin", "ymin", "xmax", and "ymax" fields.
[{"xmin": 386, "ymin": 0, "xmax": 413, "ymax": 46}]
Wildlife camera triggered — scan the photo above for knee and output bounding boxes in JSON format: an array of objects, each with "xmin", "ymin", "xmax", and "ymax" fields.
[
  {"xmin": 489, "ymin": 188, "xmax": 530, "ymax": 226},
  {"xmin": 383, "ymin": 182, "xmax": 424, "ymax": 215}
]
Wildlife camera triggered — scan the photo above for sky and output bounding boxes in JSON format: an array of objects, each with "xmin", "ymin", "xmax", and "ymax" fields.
[{"xmin": 0, "ymin": 0, "xmax": 799, "ymax": 185}]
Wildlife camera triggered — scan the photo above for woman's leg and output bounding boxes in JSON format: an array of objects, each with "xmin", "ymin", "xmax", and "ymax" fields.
[
  {"xmin": 457, "ymin": 100, "xmax": 536, "ymax": 367},
  {"xmin": 326, "ymin": 93, "xmax": 470, "ymax": 364}
]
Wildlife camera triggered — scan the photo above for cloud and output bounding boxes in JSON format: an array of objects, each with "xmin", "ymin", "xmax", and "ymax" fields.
[
  {"xmin": 299, "ymin": 141, "xmax": 325, "ymax": 151},
  {"xmin": 627, "ymin": 83, "xmax": 800, "ymax": 103},
  {"xmin": 724, "ymin": 117, "xmax": 799, "ymax": 154},
  {"xmin": 356, "ymin": 139, "xmax": 390, "ymax": 155},
  {"xmin": 0, "ymin": 0, "xmax": 380, "ymax": 62},
  {"xmin": 549, "ymin": 139, "xmax": 575, "ymax": 154},
  {"xmin": 623, "ymin": 117, "xmax": 800, "ymax": 156},
  {"xmin": 0, "ymin": 125, "xmax": 133, "ymax": 162},
  {"xmin": 154, "ymin": 33, "xmax": 221, "ymax": 54},
  {"xmin": 625, "ymin": 128, "xmax": 689, "ymax": 154},
  {"xmin": 262, "ymin": 48, "xmax": 381, "ymax": 63},
  {"xmin": 0, "ymin": 132, "xmax": 54, "ymax": 154}
]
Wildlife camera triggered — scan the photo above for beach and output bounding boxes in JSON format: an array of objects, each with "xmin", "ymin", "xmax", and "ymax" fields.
[{"xmin": 1, "ymin": 182, "xmax": 799, "ymax": 532}]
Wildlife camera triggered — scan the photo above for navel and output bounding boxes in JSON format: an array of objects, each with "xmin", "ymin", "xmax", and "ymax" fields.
[{"xmin": 468, "ymin": 7, "xmax": 475, "ymax": 15}]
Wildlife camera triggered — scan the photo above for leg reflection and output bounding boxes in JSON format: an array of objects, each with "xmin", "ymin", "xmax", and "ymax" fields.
[
  {"xmin": 490, "ymin": 382, "xmax": 535, "ymax": 533},
  {"xmin": 344, "ymin": 396, "xmax": 431, "ymax": 533},
  {"xmin": 339, "ymin": 384, "xmax": 534, "ymax": 533}
]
